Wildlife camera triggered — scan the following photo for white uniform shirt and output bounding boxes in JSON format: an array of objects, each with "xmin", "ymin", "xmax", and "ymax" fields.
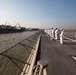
[
  {"xmin": 52, "ymin": 29, "xmax": 54, "ymax": 34},
  {"xmin": 55, "ymin": 29, "xmax": 58, "ymax": 34},
  {"xmin": 60, "ymin": 30, "xmax": 64, "ymax": 37},
  {"xmin": 51, "ymin": 28, "xmax": 54, "ymax": 39},
  {"xmin": 49, "ymin": 29, "xmax": 52, "ymax": 36},
  {"xmin": 60, "ymin": 30, "xmax": 64, "ymax": 44},
  {"xmin": 55, "ymin": 29, "xmax": 58, "ymax": 39}
]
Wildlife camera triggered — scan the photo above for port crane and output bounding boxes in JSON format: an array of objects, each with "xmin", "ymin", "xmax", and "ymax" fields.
[
  {"xmin": 5, "ymin": 21, "xmax": 11, "ymax": 26},
  {"xmin": 5, "ymin": 21, "xmax": 7, "ymax": 26},
  {"xmin": 14, "ymin": 23, "xmax": 21, "ymax": 29}
]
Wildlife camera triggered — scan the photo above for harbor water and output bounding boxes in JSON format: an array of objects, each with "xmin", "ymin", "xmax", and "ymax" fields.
[{"xmin": 0, "ymin": 31, "xmax": 38, "ymax": 75}]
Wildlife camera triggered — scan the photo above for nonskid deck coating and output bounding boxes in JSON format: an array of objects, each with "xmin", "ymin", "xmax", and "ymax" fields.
[{"xmin": 40, "ymin": 32, "xmax": 76, "ymax": 75}]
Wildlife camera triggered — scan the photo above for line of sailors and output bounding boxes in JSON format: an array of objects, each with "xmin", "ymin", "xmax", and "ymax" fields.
[{"xmin": 44, "ymin": 28, "xmax": 64, "ymax": 44}]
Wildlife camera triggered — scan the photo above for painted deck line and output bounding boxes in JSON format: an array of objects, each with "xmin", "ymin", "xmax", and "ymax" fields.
[
  {"xmin": 71, "ymin": 56, "xmax": 76, "ymax": 61},
  {"xmin": 64, "ymin": 36, "xmax": 75, "ymax": 42}
]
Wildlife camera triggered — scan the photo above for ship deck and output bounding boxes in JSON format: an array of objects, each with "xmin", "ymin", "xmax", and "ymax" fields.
[{"xmin": 40, "ymin": 32, "xmax": 76, "ymax": 75}]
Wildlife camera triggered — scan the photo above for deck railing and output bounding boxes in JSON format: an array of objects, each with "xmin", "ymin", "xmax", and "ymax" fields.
[{"xmin": 0, "ymin": 31, "xmax": 41, "ymax": 75}]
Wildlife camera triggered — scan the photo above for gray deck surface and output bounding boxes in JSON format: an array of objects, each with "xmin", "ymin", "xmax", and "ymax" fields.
[{"xmin": 40, "ymin": 32, "xmax": 76, "ymax": 75}]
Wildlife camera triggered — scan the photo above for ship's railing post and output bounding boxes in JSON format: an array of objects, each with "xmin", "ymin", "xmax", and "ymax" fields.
[
  {"xmin": 37, "ymin": 60, "xmax": 48, "ymax": 75},
  {"xmin": 32, "ymin": 60, "xmax": 48, "ymax": 75}
]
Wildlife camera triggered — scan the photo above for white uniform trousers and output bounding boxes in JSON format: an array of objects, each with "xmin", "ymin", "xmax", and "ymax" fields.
[
  {"xmin": 55, "ymin": 33, "xmax": 57, "ymax": 40},
  {"xmin": 60, "ymin": 36, "xmax": 63, "ymax": 44}
]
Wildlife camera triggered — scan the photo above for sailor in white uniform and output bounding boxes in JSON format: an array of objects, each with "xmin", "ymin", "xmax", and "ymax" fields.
[
  {"xmin": 48, "ymin": 29, "xmax": 50, "ymax": 35},
  {"xmin": 44, "ymin": 29, "xmax": 46, "ymax": 33},
  {"xmin": 51, "ymin": 28, "xmax": 54, "ymax": 40},
  {"xmin": 47, "ymin": 29, "xmax": 49, "ymax": 36},
  {"xmin": 60, "ymin": 29, "xmax": 64, "ymax": 44},
  {"xmin": 49, "ymin": 29, "xmax": 52, "ymax": 37},
  {"xmin": 55, "ymin": 28, "xmax": 58, "ymax": 40}
]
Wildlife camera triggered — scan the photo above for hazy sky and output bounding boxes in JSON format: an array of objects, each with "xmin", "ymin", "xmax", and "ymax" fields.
[{"xmin": 0, "ymin": 0, "xmax": 76, "ymax": 28}]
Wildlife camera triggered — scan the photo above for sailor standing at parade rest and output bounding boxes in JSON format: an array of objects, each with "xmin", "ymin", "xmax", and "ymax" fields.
[
  {"xmin": 44, "ymin": 29, "xmax": 47, "ymax": 34},
  {"xmin": 49, "ymin": 29, "xmax": 52, "ymax": 37},
  {"xmin": 51, "ymin": 28, "xmax": 54, "ymax": 40},
  {"xmin": 47, "ymin": 29, "xmax": 49, "ymax": 36},
  {"xmin": 49, "ymin": 29, "xmax": 50, "ymax": 36},
  {"xmin": 60, "ymin": 29, "xmax": 64, "ymax": 44},
  {"xmin": 55, "ymin": 28, "xmax": 58, "ymax": 40},
  {"xmin": 44, "ymin": 29, "xmax": 46, "ymax": 33}
]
